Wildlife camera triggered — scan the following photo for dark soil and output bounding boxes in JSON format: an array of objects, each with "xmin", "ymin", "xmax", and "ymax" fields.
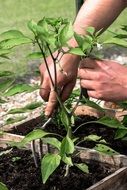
[
  {"xmin": 8, "ymin": 115, "xmax": 127, "ymax": 155},
  {"xmin": 0, "ymin": 147, "xmax": 115, "ymax": 190},
  {"xmin": 74, "ymin": 115, "xmax": 127, "ymax": 155}
]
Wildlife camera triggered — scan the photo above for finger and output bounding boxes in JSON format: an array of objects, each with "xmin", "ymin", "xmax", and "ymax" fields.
[
  {"xmin": 78, "ymin": 68, "xmax": 98, "ymax": 80},
  {"xmin": 45, "ymin": 90, "xmax": 57, "ymax": 116},
  {"xmin": 61, "ymin": 81, "xmax": 76, "ymax": 101},
  {"xmin": 87, "ymin": 90, "xmax": 103, "ymax": 100},
  {"xmin": 80, "ymin": 79, "xmax": 96, "ymax": 90},
  {"xmin": 40, "ymin": 80, "xmax": 50, "ymax": 101},
  {"xmin": 80, "ymin": 58, "xmax": 97, "ymax": 69}
]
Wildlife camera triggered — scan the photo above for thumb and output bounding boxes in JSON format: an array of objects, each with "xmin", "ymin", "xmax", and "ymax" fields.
[{"xmin": 45, "ymin": 90, "xmax": 57, "ymax": 117}]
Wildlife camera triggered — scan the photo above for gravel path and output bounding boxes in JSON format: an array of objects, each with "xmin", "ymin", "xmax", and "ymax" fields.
[{"xmin": 0, "ymin": 76, "xmax": 44, "ymax": 128}]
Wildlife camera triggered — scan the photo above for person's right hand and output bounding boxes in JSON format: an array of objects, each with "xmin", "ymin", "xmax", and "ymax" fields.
[
  {"xmin": 39, "ymin": 53, "xmax": 80, "ymax": 116},
  {"xmin": 78, "ymin": 58, "xmax": 127, "ymax": 102}
]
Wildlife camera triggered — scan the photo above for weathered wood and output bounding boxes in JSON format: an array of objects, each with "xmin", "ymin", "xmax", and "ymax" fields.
[
  {"xmin": 78, "ymin": 147, "xmax": 127, "ymax": 167},
  {"xmin": 86, "ymin": 167, "xmax": 127, "ymax": 190},
  {"xmin": 1, "ymin": 134, "xmax": 127, "ymax": 190}
]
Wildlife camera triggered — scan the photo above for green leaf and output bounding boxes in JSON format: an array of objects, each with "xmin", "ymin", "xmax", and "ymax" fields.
[
  {"xmin": 40, "ymin": 17, "xmax": 57, "ymax": 27},
  {"xmin": 0, "ymin": 55, "xmax": 10, "ymax": 59},
  {"xmin": 0, "ymin": 30, "xmax": 26, "ymax": 40},
  {"xmin": 104, "ymin": 38, "xmax": 127, "ymax": 48},
  {"xmin": 0, "ymin": 49, "xmax": 11, "ymax": 56},
  {"xmin": 25, "ymin": 101, "xmax": 42, "ymax": 110},
  {"xmin": 29, "ymin": 21, "xmax": 56, "ymax": 46},
  {"xmin": 81, "ymin": 36, "xmax": 93, "ymax": 52},
  {"xmin": 7, "ymin": 108, "xmax": 28, "ymax": 114},
  {"xmin": 74, "ymin": 32, "xmax": 84, "ymax": 47},
  {"xmin": 59, "ymin": 22, "xmax": 73, "ymax": 46},
  {"xmin": 28, "ymin": 20, "xmax": 52, "ymax": 40},
  {"xmin": 5, "ymin": 116, "xmax": 26, "ymax": 125},
  {"xmin": 0, "ymin": 182, "xmax": 8, "ymax": 190},
  {"xmin": 4, "ymin": 84, "xmax": 38, "ymax": 96},
  {"xmin": 86, "ymin": 27, "xmax": 95, "ymax": 36},
  {"xmin": 8, "ymin": 101, "xmax": 42, "ymax": 114},
  {"xmin": 121, "ymin": 136, "xmax": 127, "ymax": 141},
  {"xmin": 27, "ymin": 52, "xmax": 43, "ymax": 59},
  {"xmin": 27, "ymin": 20, "xmax": 38, "ymax": 33},
  {"xmin": 35, "ymin": 24, "xmax": 47, "ymax": 35},
  {"xmin": 0, "ymin": 71, "xmax": 14, "ymax": 77},
  {"xmin": 75, "ymin": 163, "xmax": 89, "ymax": 174},
  {"xmin": 41, "ymin": 153, "xmax": 61, "ymax": 184},
  {"xmin": 0, "ymin": 98, "xmax": 6, "ymax": 104},
  {"xmin": 84, "ymin": 135, "xmax": 102, "ymax": 142},
  {"xmin": 68, "ymin": 47, "xmax": 85, "ymax": 56},
  {"xmin": 60, "ymin": 108, "xmax": 70, "ymax": 131},
  {"xmin": 37, "ymin": 18, "xmax": 48, "ymax": 32},
  {"xmin": 11, "ymin": 156, "xmax": 21, "ymax": 162},
  {"xmin": 117, "ymin": 101, "xmax": 127, "ymax": 109},
  {"xmin": 84, "ymin": 99, "xmax": 104, "ymax": 112},
  {"xmin": 0, "ymin": 37, "xmax": 32, "ymax": 49},
  {"xmin": 42, "ymin": 137, "xmax": 61, "ymax": 150},
  {"xmin": 122, "ymin": 115, "xmax": 127, "ymax": 125},
  {"xmin": 20, "ymin": 129, "xmax": 49, "ymax": 146},
  {"xmin": 62, "ymin": 155, "xmax": 73, "ymax": 166},
  {"xmin": 60, "ymin": 136, "xmax": 75, "ymax": 155},
  {"xmin": 121, "ymin": 25, "xmax": 127, "ymax": 32},
  {"xmin": 97, "ymin": 116, "xmax": 125, "ymax": 129},
  {"xmin": 94, "ymin": 144, "xmax": 118, "ymax": 156},
  {"xmin": 115, "ymin": 128, "xmax": 127, "ymax": 139},
  {"xmin": 114, "ymin": 34, "xmax": 127, "ymax": 39},
  {"xmin": 39, "ymin": 32, "xmax": 56, "ymax": 46},
  {"xmin": 0, "ymin": 78, "xmax": 15, "ymax": 93},
  {"xmin": 75, "ymin": 116, "xmax": 127, "ymax": 134}
]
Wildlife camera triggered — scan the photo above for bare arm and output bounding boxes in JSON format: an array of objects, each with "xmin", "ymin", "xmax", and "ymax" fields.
[{"xmin": 74, "ymin": 0, "xmax": 126, "ymax": 35}]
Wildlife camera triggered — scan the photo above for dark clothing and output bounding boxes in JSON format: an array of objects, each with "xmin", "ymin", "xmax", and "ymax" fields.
[{"xmin": 75, "ymin": 0, "xmax": 84, "ymax": 14}]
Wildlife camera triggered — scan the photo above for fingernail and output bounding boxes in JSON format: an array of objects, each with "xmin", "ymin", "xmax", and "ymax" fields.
[{"xmin": 45, "ymin": 111, "xmax": 50, "ymax": 117}]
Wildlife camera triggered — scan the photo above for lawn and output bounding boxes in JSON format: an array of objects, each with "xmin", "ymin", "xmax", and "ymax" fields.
[{"xmin": 0, "ymin": 0, "xmax": 127, "ymax": 76}]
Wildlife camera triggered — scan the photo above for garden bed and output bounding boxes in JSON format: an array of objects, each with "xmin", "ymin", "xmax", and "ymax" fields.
[
  {"xmin": 0, "ymin": 145, "xmax": 127, "ymax": 190},
  {"xmin": 1, "ymin": 105, "xmax": 127, "ymax": 167}
]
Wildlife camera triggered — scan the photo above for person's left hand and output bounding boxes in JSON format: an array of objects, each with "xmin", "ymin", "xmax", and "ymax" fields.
[
  {"xmin": 78, "ymin": 58, "xmax": 127, "ymax": 102},
  {"xmin": 39, "ymin": 53, "xmax": 80, "ymax": 116}
]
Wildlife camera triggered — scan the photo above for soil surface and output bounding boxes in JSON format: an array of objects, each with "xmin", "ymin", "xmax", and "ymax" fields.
[
  {"xmin": 74, "ymin": 115, "xmax": 127, "ymax": 155},
  {"xmin": 0, "ymin": 147, "xmax": 115, "ymax": 190},
  {"xmin": 9, "ymin": 115, "xmax": 127, "ymax": 155}
]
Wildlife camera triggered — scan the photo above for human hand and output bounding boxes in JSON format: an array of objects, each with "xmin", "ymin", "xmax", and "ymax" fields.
[
  {"xmin": 78, "ymin": 58, "xmax": 127, "ymax": 102},
  {"xmin": 39, "ymin": 54, "xmax": 80, "ymax": 116}
]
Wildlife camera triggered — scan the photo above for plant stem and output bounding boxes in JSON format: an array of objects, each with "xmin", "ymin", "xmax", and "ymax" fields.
[
  {"xmin": 64, "ymin": 164, "xmax": 69, "ymax": 177},
  {"xmin": 36, "ymin": 38, "xmax": 67, "ymax": 113},
  {"xmin": 35, "ymin": 37, "xmax": 54, "ymax": 88},
  {"xmin": 70, "ymin": 88, "xmax": 83, "ymax": 116},
  {"xmin": 46, "ymin": 43, "xmax": 57, "ymax": 90},
  {"xmin": 67, "ymin": 126, "xmax": 72, "ymax": 139}
]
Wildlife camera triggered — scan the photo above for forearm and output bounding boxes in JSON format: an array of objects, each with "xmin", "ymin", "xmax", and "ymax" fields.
[
  {"xmin": 63, "ymin": 0, "xmax": 126, "ymax": 67},
  {"xmin": 74, "ymin": 0, "xmax": 126, "ymax": 34}
]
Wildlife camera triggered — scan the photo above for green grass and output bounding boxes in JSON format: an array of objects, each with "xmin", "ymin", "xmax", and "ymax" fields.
[
  {"xmin": 0, "ymin": 0, "xmax": 75, "ymax": 76},
  {"xmin": 0, "ymin": 0, "xmax": 126, "ymax": 76},
  {"xmin": 0, "ymin": 0, "xmax": 75, "ymax": 33},
  {"xmin": 100, "ymin": 9, "xmax": 127, "ymax": 41}
]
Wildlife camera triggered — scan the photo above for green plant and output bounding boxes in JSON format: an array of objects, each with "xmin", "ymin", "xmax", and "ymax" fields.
[
  {"xmin": 0, "ymin": 182, "xmax": 8, "ymax": 190},
  {"xmin": 1, "ymin": 17, "xmax": 127, "ymax": 185},
  {"xmin": 0, "ymin": 17, "xmax": 100, "ymax": 183}
]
